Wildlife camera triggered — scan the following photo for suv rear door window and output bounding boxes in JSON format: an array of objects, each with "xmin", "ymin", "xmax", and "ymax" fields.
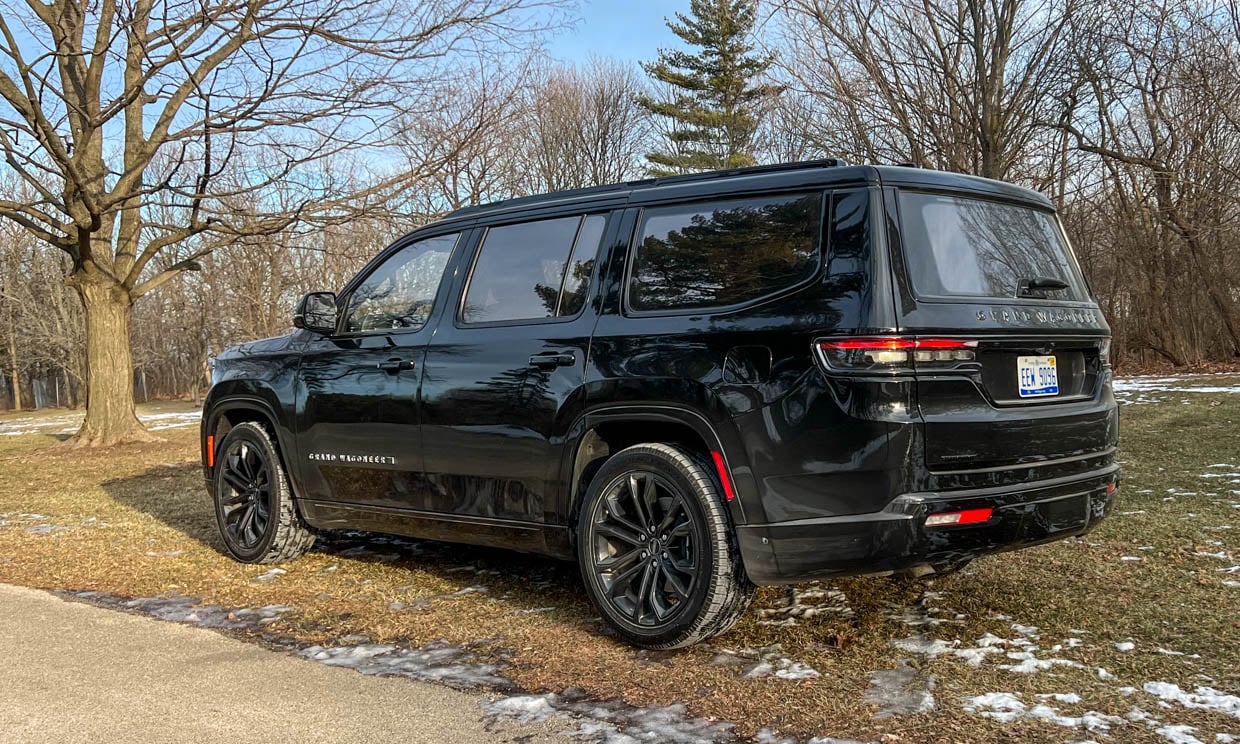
[
  {"xmin": 628, "ymin": 192, "xmax": 823, "ymax": 312},
  {"xmin": 898, "ymin": 192, "xmax": 1088, "ymax": 301},
  {"xmin": 462, "ymin": 215, "xmax": 604, "ymax": 324}
]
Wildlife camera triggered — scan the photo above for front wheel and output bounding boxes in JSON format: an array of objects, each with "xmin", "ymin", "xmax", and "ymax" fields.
[
  {"xmin": 577, "ymin": 443, "xmax": 754, "ymax": 649},
  {"xmin": 212, "ymin": 421, "xmax": 315, "ymax": 564}
]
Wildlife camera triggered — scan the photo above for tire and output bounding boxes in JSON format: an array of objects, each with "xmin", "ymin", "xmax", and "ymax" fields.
[
  {"xmin": 576, "ymin": 443, "xmax": 754, "ymax": 649},
  {"xmin": 212, "ymin": 421, "xmax": 315, "ymax": 564}
]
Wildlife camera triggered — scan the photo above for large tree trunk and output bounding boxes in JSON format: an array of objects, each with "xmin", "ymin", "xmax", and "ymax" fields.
[{"xmin": 71, "ymin": 271, "xmax": 152, "ymax": 446}]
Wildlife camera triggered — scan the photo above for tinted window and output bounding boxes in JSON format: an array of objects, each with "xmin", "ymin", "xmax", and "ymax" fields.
[
  {"xmin": 463, "ymin": 216, "xmax": 581, "ymax": 324},
  {"xmin": 345, "ymin": 233, "xmax": 457, "ymax": 333},
  {"xmin": 629, "ymin": 193, "xmax": 823, "ymax": 311},
  {"xmin": 898, "ymin": 192, "xmax": 1088, "ymax": 300},
  {"xmin": 558, "ymin": 215, "xmax": 605, "ymax": 317},
  {"xmin": 824, "ymin": 189, "xmax": 870, "ymax": 296}
]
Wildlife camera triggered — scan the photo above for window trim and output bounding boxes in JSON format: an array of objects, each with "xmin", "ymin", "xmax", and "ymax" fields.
[
  {"xmin": 454, "ymin": 213, "xmax": 606, "ymax": 329},
  {"xmin": 333, "ymin": 229, "xmax": 464, "ymax": 339},
  {"xmin": 891, "ymin": 188, "xmax": 1096, "ymax": 307},
  {"xmin": 621, "ymin": 190, "xmax": 828, "ymax": 318}
]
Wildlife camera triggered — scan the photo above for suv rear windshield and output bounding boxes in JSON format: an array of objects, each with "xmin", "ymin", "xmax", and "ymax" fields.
[{"xmin": 898, "ymin": 191, "xmax": 1088, "ymax": 301}]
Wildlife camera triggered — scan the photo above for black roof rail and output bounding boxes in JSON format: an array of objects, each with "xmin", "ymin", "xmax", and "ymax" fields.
[
  {"xmin": 649, "ymin": 158, "xmax": 848, "ymax": 187},
  {"xmin": 444, "ymin": 158, "xmax": 848, "ymax": 220}
]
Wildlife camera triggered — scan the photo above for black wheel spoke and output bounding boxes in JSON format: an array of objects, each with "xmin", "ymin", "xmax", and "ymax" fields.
[
  {"xmin": 596, "ymin": 547, "xmax": 642, "ymax": 572},
  {"xmin": 633, "ymin": 561, "xmax": 656, "ymax": 621},
  {"xmin": 607, "ymin": 557, "xmax": 646, "ymax": 600},
  {"xmin": 628, "ymin": 474, "xmax": 653, "ymax": 528},
  {"xmin": 604, "ymin": 492, "xmax": 646, "ymax": 534},
  {"xmin": 596, "ymin": 522, "xmax": 643, "ymax": 546},
  {"xmin": 661, "ymin": 562, "xmax": 691, "ymax": 600},
  {"xmin": 221, "ymin": 469, "xmax": 249, "ymax": 494},
  {"xmin": 655, "ymin": 495, "xmax": 684, "ymax": 535}
]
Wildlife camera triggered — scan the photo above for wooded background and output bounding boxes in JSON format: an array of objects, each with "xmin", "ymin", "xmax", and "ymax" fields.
[{"xmin": 2, "ymin": 0, "xmax": 1238, "ymax": 415}]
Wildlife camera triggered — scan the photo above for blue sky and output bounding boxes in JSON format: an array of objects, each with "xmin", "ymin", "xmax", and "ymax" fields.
[{"xmin": 546, "ymin": 0, "xmax": 687, "ymax": 65}]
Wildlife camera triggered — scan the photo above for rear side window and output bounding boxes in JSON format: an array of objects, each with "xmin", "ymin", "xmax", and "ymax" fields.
[
  {"xmin": 628, "ymin": 192, "xmax": 823, "ymax": 312},
  {"xmin": 898, "ymin": 192, "xmax": 1088, "ymax": 301},
  {"xmin": 462, "ymin": 215, "xmax": 605, "ymax": 324}
]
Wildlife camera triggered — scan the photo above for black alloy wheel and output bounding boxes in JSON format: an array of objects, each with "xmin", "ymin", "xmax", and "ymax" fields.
[
  {"xmin": 218, "ymin": 437, "xmax": 274, "ymax": 553},
  {"xmin": 577, "ymin": 443, "xmax": 754, "ymax": 649},
  {"xmin": 211, "ymin": 421, "xmax": 315, "ymax": 564},
  {"xmin": 588, "ymin": 470, "xmax": 698, "ymax": 627}
]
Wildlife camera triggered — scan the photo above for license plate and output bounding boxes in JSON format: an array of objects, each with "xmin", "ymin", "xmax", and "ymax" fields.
[{"xmin": 1017, "ymin": 355, "xmax": 1058, "ymax": 397}]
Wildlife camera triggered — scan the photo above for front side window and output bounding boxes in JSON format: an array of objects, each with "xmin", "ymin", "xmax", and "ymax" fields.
[
  {"xmin": 628, "ymin": 192, "xmax": 824, "ymax": 312},
  {"xmin": 462, "ymin": 215, "xmax": 604, "ymax": 324},
  {"xmin": 345, "ymin": 233, "xmax": 458, "ymax": 333},
  {"xmin": 898, "ymin": 192, "xmax": 1088, "ymax": 301}
]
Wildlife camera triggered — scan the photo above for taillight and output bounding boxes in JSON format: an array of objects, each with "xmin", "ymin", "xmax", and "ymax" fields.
[
  {"xmin": 815, "ymin": 336, "xmax": 977, "ymax": 373},
  {"xmin": 1099, "ymin": 338, "xmax": 1112, "ymax": 368},
  {"xmin": 925, "ymin": 507, "xmax": 993, "ymax": 527}
]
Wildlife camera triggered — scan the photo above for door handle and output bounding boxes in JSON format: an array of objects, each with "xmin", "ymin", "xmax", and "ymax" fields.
[
  {"xmin": 377, "ymin": 358, "xmax": 415, "ymax": 373},
  {"xmin": 528, "ymin": 352, "xmax": 576, "ymax": 369}
]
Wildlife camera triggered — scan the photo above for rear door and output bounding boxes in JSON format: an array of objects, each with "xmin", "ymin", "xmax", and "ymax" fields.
[{"xmin": 886, "ymin": 187, "xmax": 1117, "ymax": 471}]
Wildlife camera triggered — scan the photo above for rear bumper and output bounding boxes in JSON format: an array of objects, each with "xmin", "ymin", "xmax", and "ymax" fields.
[{"xmin": 737, "ymin": 464, "xmax": 1119, "ymax": 585}]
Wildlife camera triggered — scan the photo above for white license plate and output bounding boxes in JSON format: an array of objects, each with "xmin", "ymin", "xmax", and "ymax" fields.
[{"xmin": 1017, "ymin": 355, "xmax": 1058, "ymax": 397}]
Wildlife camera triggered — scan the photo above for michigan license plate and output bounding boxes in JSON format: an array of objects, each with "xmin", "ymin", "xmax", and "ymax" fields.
[{"xmin": 1017, "ymin": 355, "xmax": 1058, "ymax": 397}]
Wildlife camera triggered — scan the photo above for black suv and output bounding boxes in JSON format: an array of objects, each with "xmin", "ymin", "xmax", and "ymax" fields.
[{"xmin": 201, "ymin": 160, "xmax": 1119, "ymax": 648}]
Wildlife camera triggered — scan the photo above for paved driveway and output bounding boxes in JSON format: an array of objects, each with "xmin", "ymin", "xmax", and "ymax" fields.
[{"xmin": 0, "ymin": 583, "xmax": 570, "ymax": 743}]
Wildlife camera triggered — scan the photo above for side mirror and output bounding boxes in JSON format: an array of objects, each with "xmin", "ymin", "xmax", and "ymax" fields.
[{"xmin": 293, "ymin": 291, "xmax": 338, "ymax": 334}]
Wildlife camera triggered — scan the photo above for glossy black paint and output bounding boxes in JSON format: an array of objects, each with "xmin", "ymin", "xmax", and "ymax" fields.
[{"xmin": 202, "ymin": 163, "xmax": 1120, "ymax": 584}]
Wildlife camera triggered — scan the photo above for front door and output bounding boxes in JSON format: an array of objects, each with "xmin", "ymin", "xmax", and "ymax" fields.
[
  {"xmin": 419, "ymin": 212, "xmax": 613, "ymax": 526},
  {"xmin": 294, "ymin": 231, "xmax": 462, "ymax": 510}
]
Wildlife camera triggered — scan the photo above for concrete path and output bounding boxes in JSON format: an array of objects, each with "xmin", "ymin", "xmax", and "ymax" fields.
[{"xmin": 0, "ymin": 583, "xmax": 570, "ymax": 744}]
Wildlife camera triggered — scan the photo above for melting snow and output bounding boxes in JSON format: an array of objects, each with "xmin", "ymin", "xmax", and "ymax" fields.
[
  {"xmin": 303, "ymin": 642, "xmax": 510, "ymax": 688},
  {"xmin": 1143, "ymin": 682, "xmax": 1240, "ymax": 719}
]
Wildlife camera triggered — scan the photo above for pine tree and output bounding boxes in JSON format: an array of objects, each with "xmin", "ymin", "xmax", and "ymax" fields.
[{"xmin": 638, "ymin": 0, "xmax": 781, "ymax": 175}]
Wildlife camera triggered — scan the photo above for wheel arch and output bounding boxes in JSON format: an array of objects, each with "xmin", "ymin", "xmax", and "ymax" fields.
[
  {"xmin": 202, "ymin": 390, "xmax": 298, "ymax": 494},
  {"xmin": 561, "ymin": 406, "xmax": 748, "ymax": 542}
]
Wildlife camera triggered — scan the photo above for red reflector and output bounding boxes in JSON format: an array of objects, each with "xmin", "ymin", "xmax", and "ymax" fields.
[
  {"xmin": 1107, "ymin": 482, "xmax": 1117, "ymax": 495},
  {"xmin": 206, "ymin": 435, "xmax": 215, "ymax": 468},
  {"xmin": 711, "ymin": 451, "xmax": 736, "ymax": 502},
  {"xmin": 818, "ymin": 337, "xmax": 977, "ymax": 351},
  {"xmin": 925, "ymin": 507, "xmax": 993, "ymax": 527}
]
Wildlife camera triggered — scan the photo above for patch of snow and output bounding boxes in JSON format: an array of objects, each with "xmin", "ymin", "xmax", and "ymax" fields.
[
  {"xmin": 865, "ymin": 659, "xmax": 935, "ymax": 718},
  {"xmin": 1115, "ymin": 641, "xmax": 1135, "ymax": 652},
  {"xmin": 304, "ymin": 641, "xmax": 509, "ymax": 688},
  {"xmin": 964, "ymin": 692, "xmax": 1122, "ymax": 733},
  {"xmin": 1155, "ymin": 725, "xmax": 1206, "ymax": 744},
  {"xmin": 1143, "ymin": 682, "xmax": 1240, "ymax": 719},
  {"xmin": 254, "ymin": 567, "xmax": 286, "ymax": 582},
  {"xmin": 484, "ymin": 692, "xmax": 736, "ymax": 744}
]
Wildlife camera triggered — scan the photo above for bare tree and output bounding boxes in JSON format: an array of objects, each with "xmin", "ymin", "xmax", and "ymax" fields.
[
  {"xmin": 770, "ymin": 0, "xmax": 1078, "ymax": 180},
  {"xmin": 1057, "ymin": 0, "xmax": 1240, "ymax": 361},
  {"xmin": 0, "ymin": 0, "xmax": 565, "ymax": 444},
  {"xmin": 521, "ymin": 58, "xmax": 652, "ymax": 191}
]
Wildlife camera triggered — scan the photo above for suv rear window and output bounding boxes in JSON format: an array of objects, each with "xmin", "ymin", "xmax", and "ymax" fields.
[
  {"xmin": 898, "ymin": 192, "xmax": 1088, "ymax": 301},
  {"xmin": 628, "ymin": 192, "xmax": 823, "ymax": 311},
  {"xmin": 462, "ymin": 215, "xmax": 604, "ymax": 324}
]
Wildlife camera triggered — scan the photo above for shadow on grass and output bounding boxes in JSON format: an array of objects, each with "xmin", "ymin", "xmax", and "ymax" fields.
[{"xmin": 102, "ymin": 463, "xmax": 593, "ymax": 622}]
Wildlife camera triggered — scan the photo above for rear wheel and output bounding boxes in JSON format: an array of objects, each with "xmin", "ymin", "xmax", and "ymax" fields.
[
  {"xmin": 577, "ymin": 443, "xmax": 754, "ymax": 649},
  {"xmin": 212, "ymin": 421, "xmax": 315, "ymax": 564}
]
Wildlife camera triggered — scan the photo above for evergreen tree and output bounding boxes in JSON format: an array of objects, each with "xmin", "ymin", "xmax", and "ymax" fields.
[{"xmin": 638, "ymin": 0, "xmax": 781, "ymax": 174}]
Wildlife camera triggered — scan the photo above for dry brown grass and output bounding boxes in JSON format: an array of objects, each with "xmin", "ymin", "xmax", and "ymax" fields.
[{"xmin": 1, "ymin": 393, "xmax": 1238, "ymax": 743}]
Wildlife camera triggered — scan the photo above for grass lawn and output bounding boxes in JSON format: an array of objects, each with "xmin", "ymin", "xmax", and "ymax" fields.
[{"xmin": 0, "ymin": 385, "xmax": 1237, "ymax": 743}]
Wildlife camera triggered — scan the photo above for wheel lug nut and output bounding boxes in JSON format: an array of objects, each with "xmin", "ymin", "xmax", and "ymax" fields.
[
  {"xmin": 640, "ymin": 551, "xmax": 647, "ymax": 559},
  {"xmin": 662, "ymin": 551, "xmax": 668, "ymax": 558},
  {"xmin": 638, "ymin": 534, "xmax": 646, "ymax": 541}
]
